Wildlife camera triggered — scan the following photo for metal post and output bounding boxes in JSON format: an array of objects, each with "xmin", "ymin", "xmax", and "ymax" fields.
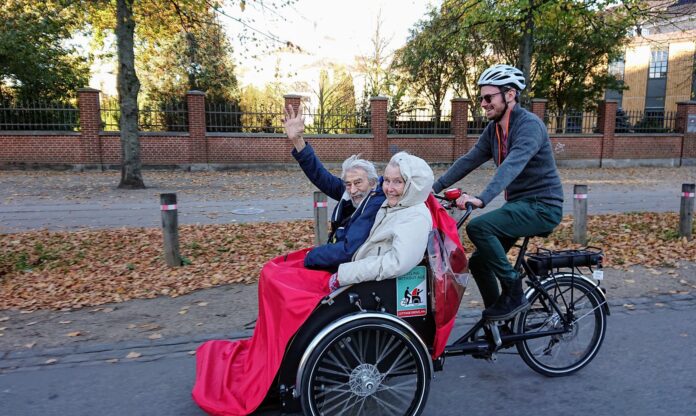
[
  {"xmin": 160, "ymin": 193, "xmax": 181, "ymax": 266},
  {"xmin": 573, "ymin": 184, "xmax": 588, "ymax": 245},
  {"xmin": 679, "ymin": 183, "xmax": 695, "ymax": 241},
  {"xmin": 313, "ymin": 191, "xmax": 328, "ymax": 245}
]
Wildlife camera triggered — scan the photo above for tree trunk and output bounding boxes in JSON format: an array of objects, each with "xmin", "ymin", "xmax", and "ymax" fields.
[
  {"xmin": 116, "ymin": 0, "xmax": 145, "ymax": 189},
  {"xmin": 518, "ymin": 0, "xmax": 534, "ymax": 108}
]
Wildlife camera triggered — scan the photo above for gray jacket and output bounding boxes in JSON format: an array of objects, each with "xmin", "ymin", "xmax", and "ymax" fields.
[{"xmin": 433, "ymin": 104, "xmax": 563, "ymax": 208}]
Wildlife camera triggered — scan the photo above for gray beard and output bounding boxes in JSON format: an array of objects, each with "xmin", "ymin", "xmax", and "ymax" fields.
[{"xmin": 350, "ymin": 190, "xmax": 369, "ymax": 208}]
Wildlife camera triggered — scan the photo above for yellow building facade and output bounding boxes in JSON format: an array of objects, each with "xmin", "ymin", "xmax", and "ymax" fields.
[{"xmin": 616, "ymin": 2, "xmax": 696, "ymax": 115}]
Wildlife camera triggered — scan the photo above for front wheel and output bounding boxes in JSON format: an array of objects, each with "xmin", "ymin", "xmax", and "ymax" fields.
[
  {"xmin": 300, "ymin": 317, "xmax": 431, "ymax": 416},
  {"xmin": 514, "ymin": 275, "xmax": 607, "ymax": 377}
]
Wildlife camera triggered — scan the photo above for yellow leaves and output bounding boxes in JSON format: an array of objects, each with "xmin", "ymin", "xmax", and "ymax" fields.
[
  {"xmin": 66, "ymin": 331, "xmax": 82, "ymax": 337},
  {"xmin": 126, "ymin": 352, "xmax": 142, "ymax": 359}
]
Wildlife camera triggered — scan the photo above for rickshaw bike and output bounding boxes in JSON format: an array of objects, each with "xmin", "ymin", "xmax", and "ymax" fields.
[{"xmin": 269, "ymin": 189, "xmax": 609, "ymax": 415}]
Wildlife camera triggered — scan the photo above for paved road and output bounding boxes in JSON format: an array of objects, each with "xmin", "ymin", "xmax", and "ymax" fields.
[{"xmin": 2, "ymin": 298, "xmax": 694, "ymax": 416}]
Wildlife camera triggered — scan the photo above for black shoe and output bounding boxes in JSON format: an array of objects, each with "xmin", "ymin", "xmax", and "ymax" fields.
[{"xmin": 482, "ymin": 278, "xmax": 529, "ymax": 321}]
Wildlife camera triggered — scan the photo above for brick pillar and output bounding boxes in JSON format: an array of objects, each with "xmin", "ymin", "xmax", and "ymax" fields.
[
  {"xmin": 677, "ymin": 101, "xmax": 696, "ymax": 166},
  {"xmin": 284, "ymin": 94, "xmax": 302, "ymax": 115},
  {"xmin": 370, "ymin": 96, "xmax": 389, "ymax": 161},
  {"xmin": 77, "ymin": 88, "xmax": 102, "ymax": 167},
  {"xmin": 531, "ymin": 99, "xmax": 547, "ymax": 122},
  {"xmin": 451, "ymin": 98, "xmax": 470, "ymax": 160},
  {"xmin": 597, "ymin": 100, "xmax": 618, "ymax": 167},
  {"xmin": 186, "ymin": 90, "xmax": 207, "ymax": 164}
]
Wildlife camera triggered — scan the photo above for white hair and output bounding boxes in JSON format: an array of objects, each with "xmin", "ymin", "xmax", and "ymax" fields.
[{"xmin": 341, "ymin": 154, "xmax": 378, "ymax": 185}]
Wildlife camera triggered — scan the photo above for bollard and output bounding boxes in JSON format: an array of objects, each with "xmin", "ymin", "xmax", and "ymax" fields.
[
  {"xmin": 313, "ymin": 191, "xmax": 328, "ymax": 245},
  {"xmin": 160, "ymin": 193, "xmax": 182, "ymax": 267},
  {"xmin": 573, "ymin": 184, "xmax": 588, "ymax": 245},
  {"xmin": 679, "ymin": 183, "xmax": 695, "ymax": 241}
]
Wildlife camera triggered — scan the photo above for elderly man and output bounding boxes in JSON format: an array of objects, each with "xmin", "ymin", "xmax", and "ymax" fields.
[{"xmin": 283, "ymin": 104, "xmax": 386, "ymax": 271}]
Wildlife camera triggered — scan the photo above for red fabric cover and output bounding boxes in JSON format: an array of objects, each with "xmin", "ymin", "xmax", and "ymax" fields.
[
  {"xmin": 425, "ymin": 194, "xmax": 468, "ymax": 359},
  {"xmin": 192, "ymin": 248, "xmax": 330, "ymax": 416}
]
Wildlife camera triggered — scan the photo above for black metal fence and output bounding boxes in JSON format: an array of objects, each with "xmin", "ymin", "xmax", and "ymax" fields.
[
  {"xmin": 206, "ymin": 102, "xmax": 284, "ymax": 133},
  {"xmin": 0, "ymin": 100, "xmax": 79, "ymax": 131},
  {"xmin": 100, "ymin": 99, "xmax": 188, "ymax": 132},
  {"xmin": 616, "ymin": 109, "xmax": 678, "ymax": 133},
  {"xmin": 545, "ymin": 110, "xmax": 598, "ymax": 134},
  {"xmin": 388, "ymin": 108, "xmax": 451, "ymax": 134},
  {"xmin": 303, "ymin": 106, "xmax": 370, "ymax": 134}
]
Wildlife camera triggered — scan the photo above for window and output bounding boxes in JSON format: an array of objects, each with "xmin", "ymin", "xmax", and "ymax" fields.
[
  {"xmin": 608, "ymin": 57, "xmax": 625, "ymax": 81},
  {"xmin": 648, "ymin": 48, "xmax": 668, "ymax": 79},
  {"xmin": 606, "ymin": 57, "xmax": 625, "ymax": 107}
]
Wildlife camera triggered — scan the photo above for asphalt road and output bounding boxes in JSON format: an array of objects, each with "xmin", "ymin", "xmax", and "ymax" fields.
[{"xmin": 2, "ymin": 301, "xmax": 694, "ymax": 416}]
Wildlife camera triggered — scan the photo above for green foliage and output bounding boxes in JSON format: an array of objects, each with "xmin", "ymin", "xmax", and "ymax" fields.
[
  {"xmin": 0, "ymin": 0, "xmax": 90, "ymax": 101},
  {"xmin": 392, "ymin": 9, "xmax": 455, "ymax": 120},
  {"xmin": 397, "ymin": 0, "xmax": 637, "ymax": 115}
]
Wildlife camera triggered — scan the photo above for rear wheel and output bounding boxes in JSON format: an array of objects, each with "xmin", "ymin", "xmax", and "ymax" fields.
[
  {"xmin": 300, "ymin": 318, "xmax": 431, "ymax": 416},
  {"xmin": 514, "ymin": 276, "xmax": 607, "ymax": 377}
]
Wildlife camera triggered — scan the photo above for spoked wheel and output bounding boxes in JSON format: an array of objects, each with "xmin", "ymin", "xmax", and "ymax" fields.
[
  {"xmin": 300, "ymin": 317, "xmax": 431, "ymax": 416},
  {"xmin": 514, "ymin": 275, "xmax": 607, "ymax": 377}
]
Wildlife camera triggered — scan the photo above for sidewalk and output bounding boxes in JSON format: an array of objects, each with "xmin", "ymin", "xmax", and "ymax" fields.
[{"xmin": 1, "ymin": 166, "xmax": 695, "ymax": 232}]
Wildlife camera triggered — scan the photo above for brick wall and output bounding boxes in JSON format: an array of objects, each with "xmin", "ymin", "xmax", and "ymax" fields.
[{"xmin": 0, "ymin": 89, "xmax": 692, "ymax": 169}]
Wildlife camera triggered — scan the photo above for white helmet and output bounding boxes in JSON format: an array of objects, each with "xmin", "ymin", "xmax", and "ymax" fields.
[{"xmin": 478, "ymin": 64, "xmax": 526, "ymax": 91}]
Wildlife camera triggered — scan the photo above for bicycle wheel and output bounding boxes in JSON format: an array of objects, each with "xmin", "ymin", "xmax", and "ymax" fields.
[
  {"xmin": 300, "ymin": 317, "xmax": 431, "ymax": 416},
  {"xmin": 514, "ymin": 275, "xmax": 607, "ymax": 377}
]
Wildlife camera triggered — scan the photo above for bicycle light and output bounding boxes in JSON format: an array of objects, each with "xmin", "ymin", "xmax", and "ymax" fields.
[{"xmin": 444, "ymin": 188, "xmax": 462, "ymax": 201}]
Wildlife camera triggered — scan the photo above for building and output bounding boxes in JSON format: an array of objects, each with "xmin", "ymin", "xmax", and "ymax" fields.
[{"xmin": 607, "ymin": 0, "xmax": 696, "ymax": 118}]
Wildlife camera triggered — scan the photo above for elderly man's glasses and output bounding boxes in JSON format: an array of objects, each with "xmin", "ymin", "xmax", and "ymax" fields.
[{"xmin": 477, "ymin": 91, "xmax": 504, "ymax": 104}]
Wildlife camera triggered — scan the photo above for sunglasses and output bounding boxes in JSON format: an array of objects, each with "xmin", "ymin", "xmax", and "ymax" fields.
[{"xmin": 477, "ymin": 91, "xmax": 504, "ymax": 104}]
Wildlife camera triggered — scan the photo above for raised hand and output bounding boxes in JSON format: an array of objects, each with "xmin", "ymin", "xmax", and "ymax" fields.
[{"xmin": 283, "ymin": 104, "xmax": 305, "ymax": 149}]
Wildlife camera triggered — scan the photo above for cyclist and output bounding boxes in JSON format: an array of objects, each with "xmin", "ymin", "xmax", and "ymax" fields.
[
  {"xmin": 432, "ymin": 64, "xmax": 563, "ymax": 321},
  {"xmin": 283, "ymin": 104, "xmax": 385, "ymax": 271}
]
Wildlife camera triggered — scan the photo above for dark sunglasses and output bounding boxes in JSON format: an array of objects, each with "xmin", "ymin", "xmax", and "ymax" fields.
[{"xmin": 477, "ymin": 91, "xmax": 504, "ymax": 104}]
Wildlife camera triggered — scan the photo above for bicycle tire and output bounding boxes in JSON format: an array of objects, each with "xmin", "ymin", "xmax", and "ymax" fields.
[
  {"xmin": 514, "ymin": 275, "xmax": 607, "ymax": 377},
  {"xmin": 300, "ymin": 318, "xmax": 431, "ymax": 416}
]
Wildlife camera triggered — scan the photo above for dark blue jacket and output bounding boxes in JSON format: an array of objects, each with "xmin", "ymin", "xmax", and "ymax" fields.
[{"xmin": 292, "ymin": 144, "xmax": 385, "ymax": 271}]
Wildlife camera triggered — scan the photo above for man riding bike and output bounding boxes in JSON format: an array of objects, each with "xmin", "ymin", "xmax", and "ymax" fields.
[{"xmin": 432, "ymin": 64, "xmax": 564, "ymax": 321}]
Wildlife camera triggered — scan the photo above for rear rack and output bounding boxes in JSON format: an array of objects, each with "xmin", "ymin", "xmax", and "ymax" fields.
[{"xmin": 526, "ymin": 246, "xmax": 603, "ymax": 276}]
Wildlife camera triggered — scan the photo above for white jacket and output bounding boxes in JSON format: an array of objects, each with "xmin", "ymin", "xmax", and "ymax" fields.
[{"xmin": 338, "ymin": 153, "xmax": 434, "ymax": 285}]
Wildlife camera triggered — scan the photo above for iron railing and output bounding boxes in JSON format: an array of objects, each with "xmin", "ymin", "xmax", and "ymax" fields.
[
  {"xmin": 206, "ymin": 102, "xmax": 284, "ymax": 133},
  {"xmin": 101, "ymin": 100, "xmax": 188, "ymax": 132},
  {"xmin": 616, "ymin": 109, "xmax": 677, "ymax": 133},
  {"xmin": 388, "ymin": 107, "xmax": 451, "ymax": 134},
  {"xmin": 303, "ymin": 106, "xmax": 370, "ymax": 134},
  {"xmin": 0, "ymin": 101, "xmax": 79, "ymax": 131},
  {"xmin": 544, "ymin": 110, "xmax": 598, "ymax": 134}
]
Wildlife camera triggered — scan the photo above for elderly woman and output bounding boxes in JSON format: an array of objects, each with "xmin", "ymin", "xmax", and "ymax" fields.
[
  {"xmin": 329, "ymin": 151, "xmax": 435, "ymax": 290},
  {"xmin": 193, "ymin": 152, "xmax": 435, "ymax": 416}
]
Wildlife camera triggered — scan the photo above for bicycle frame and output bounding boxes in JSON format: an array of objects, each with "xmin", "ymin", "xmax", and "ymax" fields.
[{"xmin": 437, "ymin": 196, "xmax": 605, "ymax": 361}]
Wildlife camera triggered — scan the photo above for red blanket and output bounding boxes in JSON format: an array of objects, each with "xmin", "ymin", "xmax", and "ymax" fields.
[
  {"xmin": 193, "ymin": 197, "xmax": 466, "ymax": 415},
  {"xmin": 192, "ymin": 249, "xmax": 330, "ymax": 416}
]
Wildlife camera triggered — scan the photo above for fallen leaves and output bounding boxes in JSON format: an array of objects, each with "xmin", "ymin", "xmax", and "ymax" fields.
[
  {"xmin": 66, "ymin": 331, "xmax": 81, "ymax": 337},
  {"xmin": 125, "ymin": 352, "xmax": 142, "ymax": 359},
  {"xmin": 0, "ymin": 221, "xmax": 314, "ymax": 311},
  {"xmin": 0, "ymin": 214, "xmax": 693, "ymax": 312}
]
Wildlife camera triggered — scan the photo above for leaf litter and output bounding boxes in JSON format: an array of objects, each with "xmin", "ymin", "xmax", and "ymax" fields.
[{"xmin": 1, "ymin": 214, "xmax": 694, "ymax": 311}]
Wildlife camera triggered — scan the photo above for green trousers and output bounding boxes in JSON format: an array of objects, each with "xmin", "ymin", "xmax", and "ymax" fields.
[{"xmin": 466, "ymin": 197, "xmax": 562, "ymax": 307}]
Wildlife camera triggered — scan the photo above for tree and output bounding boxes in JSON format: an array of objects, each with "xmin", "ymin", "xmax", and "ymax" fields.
[
  {"xmin": 392, "ymin": 9, "xmax": 455, "ymax": 122},
  {"xmin": 81, "ymin": 0, "xmax": 295, "ymax": 189},
  {"xmin": 295, "ymin": 66, "xmax": 358, "ymax": 134},
  {"xmin": 0, "ymin": 0, "xmax": 90, "ymax": 102},
  {"xmin": 354, "ymin": 13, "xmax": 410, "ymax": 125}
]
